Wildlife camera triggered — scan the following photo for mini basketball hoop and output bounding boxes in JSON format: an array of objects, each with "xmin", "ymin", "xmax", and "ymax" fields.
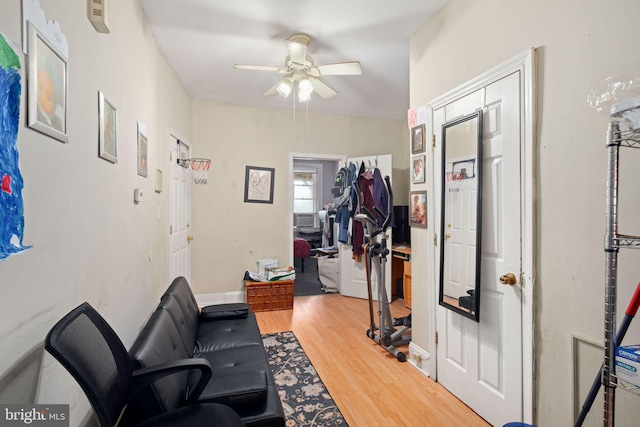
[{"xmin": 188, "ymin": 158, "xmax": 211, "ymax": 185}]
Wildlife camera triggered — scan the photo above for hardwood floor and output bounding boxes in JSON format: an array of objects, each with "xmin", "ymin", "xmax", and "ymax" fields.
[{"xmin": 255, "ymin": 294, "xmax": 491, "ymax": 427}]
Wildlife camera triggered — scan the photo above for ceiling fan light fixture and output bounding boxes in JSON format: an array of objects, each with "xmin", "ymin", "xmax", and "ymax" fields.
[
  {"xmin": 298, "ymin": 77, "xmax": 313, "ymax": 102},
  {"xmin": 277, "ymin": 78, "xmax": 294, "ymax": 98},
  {"xmin": 298, "ymin": 88, "xmax": 312, "ymax": 102}
]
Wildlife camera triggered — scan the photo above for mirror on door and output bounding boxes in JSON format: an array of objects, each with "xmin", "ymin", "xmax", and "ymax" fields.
[{"xmin": 438, "ymin": 111, "xmax": 483, "ymax": 322}]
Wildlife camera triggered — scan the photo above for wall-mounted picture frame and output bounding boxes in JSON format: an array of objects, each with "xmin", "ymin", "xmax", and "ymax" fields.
[
  {"xmin": 412, "ymin": 154, "xmax": 425, "ymax": 184},
  {"xmin": 411, "ymin": 123, "xmax": 425, "ymax": 154},
  {"xmin": 137, "ymin": 122, "xmax": 148, "ymax": 177},
  {"xmin": 244, "ymin": 166, "xmax": 275, "ymax": 204},
  {"xmin": 155, "ymin": 168, "xmax": 163, "ymax": 193},
  {"xmin": 27, "ymin": 22, "xmax": 68, "ymax": 143},
  {"xmin": 98, "ymin": 91, "xmax": 117, "ymax": 163},
  {"xmin": 410, "ymin": 190, "xmax": 427, "ymax": 228}
]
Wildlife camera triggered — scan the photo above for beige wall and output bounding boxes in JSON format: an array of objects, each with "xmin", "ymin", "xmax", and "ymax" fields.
[
  {"xmin": 410, "ymin": 0, "xmax": 640, "ymax": 425},
  {"xmin": 190, "ymin": 101, "xmax": 407, "ymax": 294},
  {"xmin": 0, "ymin": 0, "xmax": 192, "ymax": 423}
]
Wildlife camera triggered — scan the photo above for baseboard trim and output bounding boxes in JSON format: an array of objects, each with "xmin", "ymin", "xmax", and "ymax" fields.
[
  {"xmin": 194, "ymin": 291, "xmax": 244, "ymax": 307},
  {"xmin": 408, "ymin": 342, "xmax": 432, "ymax": 378}
]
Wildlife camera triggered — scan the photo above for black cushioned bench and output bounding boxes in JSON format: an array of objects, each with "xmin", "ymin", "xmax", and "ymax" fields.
[{"xmin": 127, "ymin": 277, "xmax": 285, "ymax": 427}]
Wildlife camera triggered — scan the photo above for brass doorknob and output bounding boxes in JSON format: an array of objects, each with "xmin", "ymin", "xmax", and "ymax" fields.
[
  {"xmin": 445, "ymin": 233, "xmax": 451, "ymax": 240},
  {"xmin": 499, "ymin": 273, "xmax": 517, "ymax": 285},
  {"xmin": 186, "ymin": 235, "xmax": 194, "ymax": 243}
]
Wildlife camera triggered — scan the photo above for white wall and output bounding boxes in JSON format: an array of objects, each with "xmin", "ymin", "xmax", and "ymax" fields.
[
  {"xmin": 0, "ymin": 0, "xmax": 192, "ymax": 423},
  {"xmin": 190, "ymin": 101, "xmax": 408, "ymax": 295},
  {"xmin": 410, "ymin": 0, "xmax": 640, "ymax": 425}
]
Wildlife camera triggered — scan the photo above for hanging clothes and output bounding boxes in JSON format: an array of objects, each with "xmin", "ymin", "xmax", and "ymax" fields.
[
  {"xmin": 352, "ymin": 166, "xmax": 376, "ymax": 258},
  {"xmin": 334, "ymin": 163, "xmax": 356, "ymax": 244},
  {"xmin": 373, "ymin": 168, "xmax": 394, "ymax": 228}
]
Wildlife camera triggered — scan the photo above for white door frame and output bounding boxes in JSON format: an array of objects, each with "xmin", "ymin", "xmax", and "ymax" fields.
[
  {"xmin": 288, "ymin": 152, "xmax": 346, "ymax": 265},
  {"xmin": 426, "ymin": 49, "xmax": 536, "ymax": 423}
]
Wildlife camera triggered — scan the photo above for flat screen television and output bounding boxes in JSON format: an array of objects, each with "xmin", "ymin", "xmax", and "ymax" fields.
[{"xmin": 392, "ymin": 205, "xmax": 410, "ymax": 245}]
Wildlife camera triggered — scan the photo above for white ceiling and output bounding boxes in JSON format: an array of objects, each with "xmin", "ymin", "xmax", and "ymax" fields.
[{"xmin": 138, "ymin": 0, "xmax": 448, "ymax": 121}]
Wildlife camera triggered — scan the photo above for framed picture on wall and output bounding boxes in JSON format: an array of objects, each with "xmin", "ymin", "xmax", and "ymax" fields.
[
  {"xmin": 412, "ymin": 155, "xmax": 425, "ymax": 184},
  {"xmin": 411, "ymin": 124, "xmax": 425, "ymax": 154},
  {"xmin": 27, "ymin": 22, "xmax": 68, "ymax": 143},
  {"xmin": 137, "ymin": 122, "xmax": 148, "ymax": 177},
  {"xmin": 244, "ymin": 166, "xmax": 275, "ymax": 204},
  {"xmin": 98, "ymin": 91, "xmax": 117, "ymax": 163},
  {"xmin": 409, "ymin": 190, "xmax": 427, "ymax": 228}
]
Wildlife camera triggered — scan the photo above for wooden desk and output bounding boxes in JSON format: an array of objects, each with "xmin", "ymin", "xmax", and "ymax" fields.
[{"xmin": 391, "ymin": 245, "xmax": 411, "ymax": 308}]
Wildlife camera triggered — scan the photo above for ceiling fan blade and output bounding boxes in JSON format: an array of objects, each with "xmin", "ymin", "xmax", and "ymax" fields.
[
  {"xmin": 309, "ymin": 77, "xmax": 338, "ymax": 100},
  {"xmin": 264, "ymin": 80, "xmax": 281, "ymax": 96},
  {"xmin": 285, "ymin": 40, "xmax": 307, "ymax": 65},
  {"xmin": 234, "ymin": 64, "xmax": 287, "ymax": 73},
  {"xmin": 314, "ymin": 62, "xmax": 362, "ymax": 76}
]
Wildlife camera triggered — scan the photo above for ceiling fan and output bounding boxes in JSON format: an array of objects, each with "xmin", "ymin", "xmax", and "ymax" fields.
[{"xmin": 233, "ymin": 34, "xmax": 362, "ymax": 102}]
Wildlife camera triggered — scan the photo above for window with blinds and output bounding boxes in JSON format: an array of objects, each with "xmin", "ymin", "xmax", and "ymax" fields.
[{"xmin": 293, "ymin": 171, "xmax": 317, "ymax": 213}]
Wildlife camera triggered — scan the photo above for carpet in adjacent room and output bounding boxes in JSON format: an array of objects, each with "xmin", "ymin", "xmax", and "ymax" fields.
[
  {"xmin": 262, "ymin": 331, "xmax": 347, "ymax": 426},
  {"xmin": 294, "ymin": 257, "xmax": 325, "ymax": 296}
]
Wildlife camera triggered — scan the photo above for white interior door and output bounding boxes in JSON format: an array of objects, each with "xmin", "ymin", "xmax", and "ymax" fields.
[
  {"xmin": 434, "ymin": 72, "xmax": 522, "ymax": 426},
  {"xmin": 442, "ymin": 173, "xmax": 478, "ymax": 305},
  {"xmin": 169, "ymin": 135, "xmax": 192, "ymax": 282},
  {"xmin": 339, "ymin": 154, "xmax": 392, "ymax": 301}
]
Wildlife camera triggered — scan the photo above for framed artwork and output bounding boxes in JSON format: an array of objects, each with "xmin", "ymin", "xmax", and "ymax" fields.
[
  {"xmin": 411, "ymin": 124, "xmax": 425, "ymax": 154},
  {"xmin": 409, "ymin": 191, "xmax": 427, "ymax": 228},
  {"xmin": 137, "ymin": 123, "xmax": 148, "ymax": 177},
  {"xmin": 27, "ymin": 22, "xmax": 68, "ymax": 143},
  {"xmin": 412, "ymin": 154, "xmax": 425, "ymax": 184},
  {"xmin": 98, "ymin": 91, "xmax": 117, "ymax": 163},
  {"xmin": 244, "ymin": 166, "xmax": 275, "ymax": 204}
]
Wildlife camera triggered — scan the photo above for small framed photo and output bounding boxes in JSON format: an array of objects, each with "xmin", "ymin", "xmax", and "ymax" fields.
[
  {"xmin": 27, "ymin": 22, "xmax": 68, "ymax": 143},
  {"xmin": 410, "ymin": 191, "xmax": 427, "ymax": 228},
  {"xmin": 411, "ymin": 124, "xmax": 426, "ymax": 154},
  {"xmin": 412, "ymin": 155, "xmax": 425, "ymax": 184},
  {"xmin": 244, "ymin": 166, "xmax": 275, "ymax": 204},
  {"xmin": 98, "ymin": 91, "xmax": 117, "ymax": 163},
  {"xmin": 137, "ymin": 122, "xmax": 148, "ymax": 177}
]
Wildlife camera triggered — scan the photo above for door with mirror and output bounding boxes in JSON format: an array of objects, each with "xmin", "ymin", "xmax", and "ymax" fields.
[{"xmin": 439, "ymin": 112, "xmax": 483, "ymax": 321}]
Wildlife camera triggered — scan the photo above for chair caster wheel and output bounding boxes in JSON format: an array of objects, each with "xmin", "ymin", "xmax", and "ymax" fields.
[{"xmin": 397, "ymin": 352, "xmax": 406, "ymax": 362}]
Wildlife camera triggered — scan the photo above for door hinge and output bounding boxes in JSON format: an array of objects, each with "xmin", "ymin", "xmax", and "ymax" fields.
[
  {"xmin": 434, "ymin": 234, "xmax": 437, "ymax": 246},
  {"xmin": 170, "ymin": 224, "xmax": 173, "ymax": 234},
  {"xmin": 432, "ymin": 134, "xmax": 436, "ymax": 148},
  {"xmin": 435, "ymin": 331, "xmax": 439, "ymax": 345}
]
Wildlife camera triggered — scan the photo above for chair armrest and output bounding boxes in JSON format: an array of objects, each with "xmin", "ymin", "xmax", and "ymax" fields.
[
  {"xmin": 130, "ymin": 357, "xmax": 212, "ymax": 405},
  {"xmin": 200, "ymin": 303, "xmax": 249, "ymax": 321}
]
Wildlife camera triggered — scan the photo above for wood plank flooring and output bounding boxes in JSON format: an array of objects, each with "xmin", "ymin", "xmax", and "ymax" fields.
[{"xmin": 255, "ymin": 294, "xmax": 491, "ymax": 427}]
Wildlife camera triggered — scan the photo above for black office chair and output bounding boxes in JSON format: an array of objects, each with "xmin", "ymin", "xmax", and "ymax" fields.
[{"xmin": 45, "ymin": 302, "xmax": 244, "ymax": 427}]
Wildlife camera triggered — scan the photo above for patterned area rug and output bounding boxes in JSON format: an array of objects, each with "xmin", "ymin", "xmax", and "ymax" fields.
[{"xmin": 262, "ymin": 331, "xmax": 348, "ymax": 426}]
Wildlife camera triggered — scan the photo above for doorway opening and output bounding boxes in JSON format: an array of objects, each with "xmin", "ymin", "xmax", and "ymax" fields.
[{"xmin": 289, "ymin": 153, "xmax": 345, "ymax": 296}]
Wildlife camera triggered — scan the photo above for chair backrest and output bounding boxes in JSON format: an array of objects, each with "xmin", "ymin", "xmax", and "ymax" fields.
[{"xmin": 45, "ymin": 302, "xmax": 132, "ymax": 427}]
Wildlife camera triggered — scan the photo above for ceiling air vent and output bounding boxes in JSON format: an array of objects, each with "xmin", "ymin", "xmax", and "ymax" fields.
[{"xmin": 87, "ymin": 0, "xmax": 110, "ymax": 34}]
